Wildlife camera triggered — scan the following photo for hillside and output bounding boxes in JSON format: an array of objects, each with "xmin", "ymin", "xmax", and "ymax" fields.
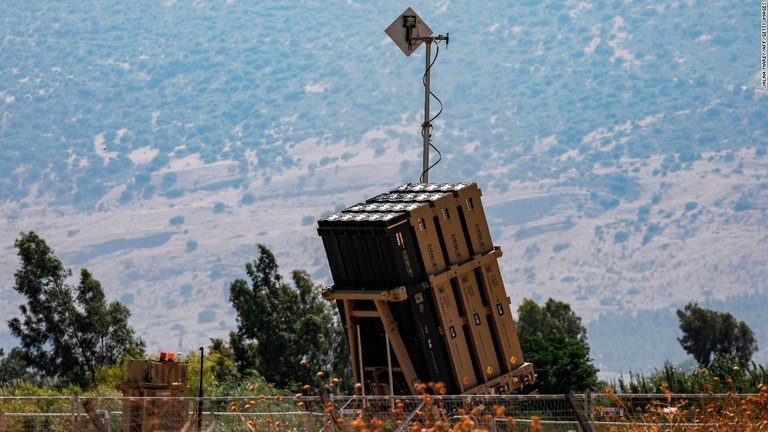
[{"xmin": 1, "ymin": 0, "xmax": 766, "ymax": 374}]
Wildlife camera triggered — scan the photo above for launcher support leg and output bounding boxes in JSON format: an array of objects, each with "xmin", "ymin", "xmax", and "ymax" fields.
[{"xmin": 374, "ymin": 300, "xmax": 420, "ymax": 394}]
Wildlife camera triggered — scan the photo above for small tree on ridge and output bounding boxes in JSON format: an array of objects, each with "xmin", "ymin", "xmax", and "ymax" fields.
[
  {"xmin": 7, "ymin": 231, "xmax": 145, "ymax": 389},
  {"xmin": 677, "ymin": 302, "xmax": 757, "ymax": 367}
]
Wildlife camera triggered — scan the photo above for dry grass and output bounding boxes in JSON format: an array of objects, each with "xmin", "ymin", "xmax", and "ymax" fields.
[
  {"xmin": 594, "ymin": 384, "xmax": 768, "ymax": 431},
  {"xmin": 218, "ymin": 358, "xmax": 768, "ymax": 431}
]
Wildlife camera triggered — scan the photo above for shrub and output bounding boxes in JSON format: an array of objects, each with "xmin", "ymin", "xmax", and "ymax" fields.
[
  {"xmin": 197, "ymin": 308, "xmax": 216, "ymax": 324},
  {"xmin": 185, "ymin": 240, "xmax": 198, "ymax": 252},
  {"xmin": 241, "ymin": 192, "xmax": 256, "ymax": 205},
  {"xmin": 169, "ymin": 215, "xmax": 185, "ymax": 226}
]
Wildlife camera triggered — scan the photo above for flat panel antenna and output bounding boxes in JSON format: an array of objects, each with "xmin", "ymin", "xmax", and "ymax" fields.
[
  {"xmin": 386, "ymin": 7, "xmax": 449, "ymax": 183},
  {"xmin": 384, "ymin": 8, "xmax": 432, "ymax": 57}
]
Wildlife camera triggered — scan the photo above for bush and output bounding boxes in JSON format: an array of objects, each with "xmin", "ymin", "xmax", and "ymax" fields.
[
  {"xmin": 240, "ymin": 192, "xmax": 256, "ymax": 205},
  {"xmin": 197, "ymin": 309, "xmax": 217, "ymax": 324},
  {"xmin": 160, "ymin": 172, "xmax": 177, "ymax": 190},
  {"xmin": 734, "ymin": 197, "xmax": 753, "ymax": 212},
  {"xmin": 301, "ymin": 215, "xmax": 314, "ymax": 226},
  {"xmin": 613, "ymin": 358, "xmax": 768, "ymax": 394},
  {"xmin": 169, "ymin": 215, "xmax": 185, "ymax": 226}
]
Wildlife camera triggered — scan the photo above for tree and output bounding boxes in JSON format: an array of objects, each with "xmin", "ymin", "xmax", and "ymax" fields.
[
  {"xmin": 7, "ymin": 231, "xmax": 145, "ymax": 389},
  {"xmin": 206, "ymin": 338, "xmax": 240, "ymax": 384},
  {"xmin": 0, "ymin": 347, "xmax": 37, "ymax": 387},
  {"xmin": 517, "ymin": 298, "xmax": 587, "ymax": 343},
  {"xmin": 519, "ymin": 334, "xmax": 598, "ymax": 394},
  {"xmin": 677, "ymin": 303, "xmax": 758, "ymax": 367},
  {"xmin": 516, "ymin": 298, "xmax": 598, "ymax": 393},
  {"xmin": 229, "ymin": 244, "xmax": 351, "ymax": 391}
]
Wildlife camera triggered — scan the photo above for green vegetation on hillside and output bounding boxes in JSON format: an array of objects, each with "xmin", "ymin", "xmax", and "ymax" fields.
[
  {"xmin": 2, "ymin": 236, "xmax": 350, "ymax": 397},
  {"xmin": 613, "ymin": 357, "xmax": 768, "ymax": 395},
  {"xmin": 0, "ymin": 1, "xmax": 763, "ymax": 208},
  {"xmin": 5, "ymin": 231, "xmax": 145, "ymax": 389},
  {"xmin": 2, "ymin": 239, "xmax": 764, "ymax": 399},
  {"xmin": 589, "ymin": 293, "xmax": 768, "ymax": 375},
  {"xmin": 2, "ymin": 0, "xmax": 766, "ymax": 391}
]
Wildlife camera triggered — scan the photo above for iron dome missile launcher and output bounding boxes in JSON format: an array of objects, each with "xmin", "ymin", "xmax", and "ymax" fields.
[{"xmin": 317, "ymin": 182, "xmax": 534, "ymax": 395}]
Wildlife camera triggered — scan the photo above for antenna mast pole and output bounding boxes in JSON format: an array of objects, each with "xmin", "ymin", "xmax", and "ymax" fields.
[
  {"xmin": 422, "ymin": 40, "xmax": 431, "ymax": 183},
  {"xmin": 414, "ymin": 34, "xmax": 447, "ymax": 182},
  {"xmin": 385, "ymin": 8, "xmax": 448, "ymax": 184}
]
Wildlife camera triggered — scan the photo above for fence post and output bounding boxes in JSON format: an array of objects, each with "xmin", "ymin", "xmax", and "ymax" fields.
[
  {"xmin": 566, "ymin": 392, "xmax": 594, "ymax": 432},
  {"xmin": 83, "ymin": 400, "xmax": 108, "ymax": 432},
  {"xmin": 198, "ymin": 347, "xmax": 204, "ymax": 432},
  {"xmin": 71, "ymin": 395, "xmax": 80, "ymax": 431},
  {"xmin": 0, "ymin": 407, "xmax": 5, "ymax": 432},
  {"xmin": 394, "ymin": 400, "xmax": 425, "ymax": 432}
]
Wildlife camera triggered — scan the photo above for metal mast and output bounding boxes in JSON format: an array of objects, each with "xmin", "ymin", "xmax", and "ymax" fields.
[
  {"xmin": 386, "ymin": 8, "xmax": 449, "ymax": 183},
  {"xmin": 423, "ymin": 40, "xmax": 431, "ymax": 183}
]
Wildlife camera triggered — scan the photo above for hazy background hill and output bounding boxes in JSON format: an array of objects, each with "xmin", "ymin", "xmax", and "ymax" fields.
[{"xmin": 1, "ymin": 0, "xmax": 766, "ymax": 377}]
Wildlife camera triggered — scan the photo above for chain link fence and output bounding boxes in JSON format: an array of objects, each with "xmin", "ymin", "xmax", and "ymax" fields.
[
  {"xmin": 590, "ymin": 392, "xmax": 768, "ymax": 431},
  {"xmin": 0, "ymin": 393, "xmax": 765, "ymax": 431}
]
